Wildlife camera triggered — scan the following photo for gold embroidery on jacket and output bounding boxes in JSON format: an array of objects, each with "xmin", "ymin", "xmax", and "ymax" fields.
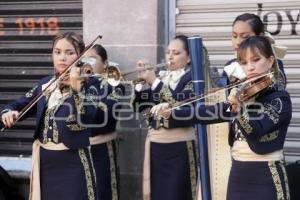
[
  {"xmin": 264, "ymin": 103, "xmax": 279, "ymax": 124},
  {"xmin": 238, "ymin": 113, "xmax": 253, "ymax": 134},
  {"xmin": 183, "ymin": 81, "xmax": 193, "ymax": 92},
  {"xmin": 107, "ymin": 90, "xmax": 121, "ymax": 102},
  {"xmin": 42, "ymin": 109, "xmax": 51, "ymax": 144},
  {"xmin": 259, "ymin": 130, "xmax": 279, "ymax": 142},
  {"xmin": 159, "ymin": 80, "xmax": 193, "ymax": 105},
  {"xmin": 96, "ymin": 102, "xmax": 108, "ymax": 112},
  {"xmin": 84, "ymin": 93, "xmax": 107, "ymax": 112},
  {"xmin": 66, "ymin": 124, "xmax": 86, "ymax": 131},
  {"xmin": 86, "ymin": 85, "xmax": 98, "ymax": 100},
  {"xmin": 159, "ymin": 86, "xmax": 177, "ymax": 104},
  {"xmin": 66, "ymin": 114, "xmax": 76, "ymax": 123},
  {"xmin": 74, "ymin": 94, "xmax": 85, "ymax": 114},
  {"xmin": 52, "ymin": 119, "xmax": 59, "ymax": 143}
]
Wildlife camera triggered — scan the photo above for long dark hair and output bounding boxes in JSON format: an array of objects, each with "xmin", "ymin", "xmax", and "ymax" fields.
[
  {"xmin": 233, "ymin": 13, "xmax": 265, "ymax": 36},
  {"xmin": 173, "ymin": 34, "xmax": 189, "ymax": 55},
  {"xmin": 92, "ymin": 44, "xmax": 108, "ymax": 63}
]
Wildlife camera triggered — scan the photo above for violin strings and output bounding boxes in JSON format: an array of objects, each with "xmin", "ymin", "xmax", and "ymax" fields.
[
  {"xmin": 168, "ymin": 71, "xmax": 274, "ymax": 111},
  {"xmin": 143, "ymin": 72, "xmax": 274, "ymax": 118}
]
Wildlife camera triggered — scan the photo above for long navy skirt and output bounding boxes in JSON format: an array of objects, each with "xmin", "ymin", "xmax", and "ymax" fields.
[
  {"xmin": 40, "ymin": 147, "xmax": 97, "ymax": 200},
  {"xmin": 227, "ymin": 159, "xmax": 290, "ymax": 200},
  {"xmin": 91, "ymin": 140, "xmax": 119, "ymax": 200},
  {"xmin": 150, "ymin": 141, "xmax": 198, "ymax": 200}
]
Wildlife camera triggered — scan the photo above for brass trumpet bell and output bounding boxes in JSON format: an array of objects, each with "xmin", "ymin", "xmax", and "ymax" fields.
[
  {"xmin": 76, "ymin": 57, "xmax": 97, "ymax": 75},
  {"xmin": 105, "ymin": 62, "xmax": 123, "ymax": 86}
]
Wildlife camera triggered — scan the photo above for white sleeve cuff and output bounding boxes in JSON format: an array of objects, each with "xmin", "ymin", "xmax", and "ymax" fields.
[
  {"xmin": 151, "ymin": 78, "xmax": 161, "ymax": 91},
  {"xmin": 135, "ymin": 83, "xmax": 150, "ymax": 92}
]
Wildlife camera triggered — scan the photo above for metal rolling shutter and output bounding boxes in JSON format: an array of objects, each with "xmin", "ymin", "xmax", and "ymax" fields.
[
  {"xmin": 0, "ymin": 0, "xmax": 83, "ymax": 156},
  {"xmin": 175, "ymin": 0, "xmax": 300, "ymax": 163}
]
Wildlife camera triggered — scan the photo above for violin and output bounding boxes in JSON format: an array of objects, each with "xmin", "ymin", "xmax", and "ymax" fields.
[
  {"xmin": 237, "ymin": 74, "xmax": 273, "ymax": 102},
  {"xmin": 1, "ymin": 35, "xmax": 102, "ymax": 132},
  {"xmin": 144, "ymin": 72, "xmax": 274, "ymax": 118}
]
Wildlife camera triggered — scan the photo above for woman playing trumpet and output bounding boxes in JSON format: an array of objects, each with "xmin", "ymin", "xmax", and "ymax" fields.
[
  {"xmin": 84, "ymin": 44, "xmax": 124, "ymax": 200},
  {"xmin": 133, "ymin": 35, "xmax": 203, "ymax": 200}
]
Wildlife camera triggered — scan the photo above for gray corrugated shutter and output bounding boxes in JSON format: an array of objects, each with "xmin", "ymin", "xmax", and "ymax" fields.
[
  {"xmin": 175, "ymin": 0, "xmax": 300, "ymax": 163},
  {"xmin": 0, "ymin": 0, "xmax": 83, "ymax": 156}
]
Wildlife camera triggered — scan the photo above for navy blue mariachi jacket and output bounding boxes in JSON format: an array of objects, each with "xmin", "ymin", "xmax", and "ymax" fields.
[
  {"xmin": 167, "ymin": 85, "xmax": 292, "ymax": 154},
  {"xmin": 132, "ymin": 67, "xmax": 195, "ymax": 129},
  {"xmin": 0, "ymin": 75, "xmax": 116, "ymax": 149},
  {"xmin": 86, "ymin": 77, "xmax": 125, "ymax": 137}
]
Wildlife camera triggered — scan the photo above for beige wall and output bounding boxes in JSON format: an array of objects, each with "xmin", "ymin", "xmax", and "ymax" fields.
[{"xmin": 83, "ymin": 0, "xmax": 165, "ymax": 72}]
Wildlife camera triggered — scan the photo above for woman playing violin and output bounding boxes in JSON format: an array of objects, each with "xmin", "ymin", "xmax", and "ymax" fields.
[
  {"xmin": 0, "ymin": 32, "xmax": 99, "ymax": 200},
  {"xmin": 222, "ymin": 13, "xmax": 287, "ymax": 90},
  {"xmin": 153, "ymin": 35, "xmax": 291, "ymax": 200}
]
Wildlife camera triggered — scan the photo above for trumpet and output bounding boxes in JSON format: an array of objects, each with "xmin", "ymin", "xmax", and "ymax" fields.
[
  {"xmin": 81, "ymin": 60, "xmax": 123, "ymax": 87},
  {"xmin": 122, "ymin": 61, "xmax": 168, "ymax": 84},
  {"xmin": 59, "ymin": 57, "xmax": 123, "ymax": 87},
  {"xmin": 103, "ymin": 62, "xmax": 123, "ymax": 86},
  {"xmin": 80, "ymin": 59, "xmax": 168, "ymax": 86}
]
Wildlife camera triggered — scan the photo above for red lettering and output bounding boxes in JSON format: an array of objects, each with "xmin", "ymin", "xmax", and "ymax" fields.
[
  {"xmin": 36, "ymin": 18, "xmax": 45, "ymax": 35},
  {"xmin": 15, "ymin": 18, "xmax": 24, "ymax": 35},
  {"xmin": 0, "ymin": 18, "xmax": 5, "ymax": 36},
  {"xmin": 47, "ymin": 17, "xmax": 59, "ymax": 35},
  {"xmin": 24, "ymin": 18, "xmax": 35, "ymax": 34}
]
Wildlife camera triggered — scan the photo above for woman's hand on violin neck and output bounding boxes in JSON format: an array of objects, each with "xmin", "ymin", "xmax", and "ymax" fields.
[
  {"xmin": 150, "ymin": 103, "xmax": 171, "ymax": 119},
  {"xmin": 227, "ymin": 88, "xmax": 241, "ymax": 113},
  {"xmin": 69, "ymin": 67, "xmax": 84, "ymax": 92},
  {"xmin": 1, "ymin": 110, "xmax": 19, "ymax": 128}
]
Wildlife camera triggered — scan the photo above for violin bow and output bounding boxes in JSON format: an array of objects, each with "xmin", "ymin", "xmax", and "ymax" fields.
[
  {"xmin": 142, "ymin": 72, "xmax": 274, "ymax": 118},
  {"xmin": 168, "ymin": 71, "xmax": 274, "ymax": 111},
  {"xmin": 1, "ymin": 35, "xmax": 102, "ymax": 132}
]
